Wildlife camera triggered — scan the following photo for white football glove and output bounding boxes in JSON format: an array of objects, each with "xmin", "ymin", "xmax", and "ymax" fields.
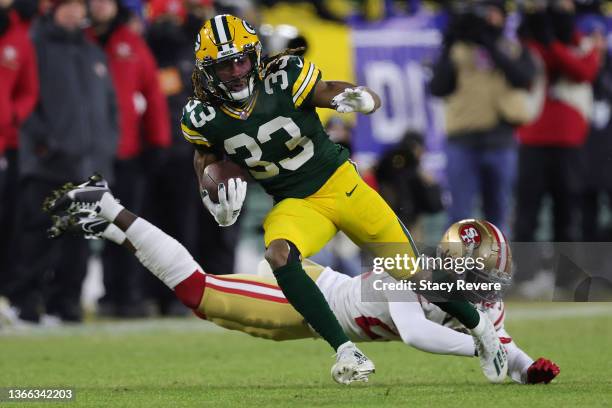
[
  {"xmin": 201, "ymin": 178, "xmax": 247, "ymax": 227},
  {"xmin": 331, "ymin": 86, "xmax": 376, "ymax": 114}
]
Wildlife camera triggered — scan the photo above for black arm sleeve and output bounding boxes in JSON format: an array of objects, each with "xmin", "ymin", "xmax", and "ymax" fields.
[
  {"xmin": 488, "ymin": 45, "xmax": 537, "ymax": 90},
  {"xmin": 429, "ymin": 47, "xmax": 458, "ymax": 97}
]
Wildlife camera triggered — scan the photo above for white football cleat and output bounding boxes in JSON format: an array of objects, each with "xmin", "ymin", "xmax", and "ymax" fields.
[
  {"xmin": 331, "ymin": 342, "xmax": 375, "ymax": 385},
  {"xmin": 471, "ymin": 311, "xmax": 508, "ymax": 383}
]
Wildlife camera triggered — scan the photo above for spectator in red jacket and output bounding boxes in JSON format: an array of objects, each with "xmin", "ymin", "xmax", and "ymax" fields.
[
  {"xmin": 514, "ymin": 0, "xmax": 602, "ymax": 282},
  {"xmin": 0, "ymin": 2, "xmax": 37, "ymax": 164},
  {"xmin": 87, "ymin": 0, "xmax": 171, "ymax": 317},
  {"xmin": 0, "ymin": 0, "xmax": 38, "ymax": 294}
]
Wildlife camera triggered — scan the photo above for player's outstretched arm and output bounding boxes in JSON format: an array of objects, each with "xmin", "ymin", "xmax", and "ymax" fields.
[
  {"xmin": 388, "ymin": 302, "xmax": 476, "ymax": 357},
  {"xmin": 110, "ymin": 208, "xmax": 206, "ymax": 309},
  {"xmin": 310, "ymin": 80, "xmax": 381, "ymax": 114},
  {"xmin": 497, "ymin": 328, "xmax": 560, "ymax": 385}
]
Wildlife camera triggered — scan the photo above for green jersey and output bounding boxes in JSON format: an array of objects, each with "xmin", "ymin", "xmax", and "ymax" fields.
[{"xmin": 180, "ymin": 56, "xmax": 349, "ymax": 201}]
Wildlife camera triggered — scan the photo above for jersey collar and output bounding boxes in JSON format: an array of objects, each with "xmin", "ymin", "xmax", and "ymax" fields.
[{"xmin": 220, "ymin": 88, "xmax": 259, "ymax": 120}]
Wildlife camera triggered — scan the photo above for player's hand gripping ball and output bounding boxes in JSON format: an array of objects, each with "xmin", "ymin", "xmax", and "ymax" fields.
[{"xmin": 200, "ymin": 161, "xmax": 248, "ymax": 227}]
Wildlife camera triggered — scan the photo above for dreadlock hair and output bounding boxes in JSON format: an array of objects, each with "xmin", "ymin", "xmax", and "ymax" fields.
[
  {"xmin": 190, "ymin": 68, "xmax": 213, "ymax": 105},
  {"xmin": 189, "ymin": 47, "xmax": 306, "ymax": 106},
  {"xmin": 261, "ymin": 46, "xmax": 306, "ymax": 74}
]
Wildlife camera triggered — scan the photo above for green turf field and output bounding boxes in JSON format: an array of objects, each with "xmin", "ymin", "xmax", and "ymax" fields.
[{"xmin": 1, "ymin": 303, "xmax": 611, "ymax": 407}]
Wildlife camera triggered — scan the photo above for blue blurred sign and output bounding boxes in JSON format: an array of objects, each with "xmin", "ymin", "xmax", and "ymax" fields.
[{"xmin": 350, "ymin": 13, "xmax": 446, "ymax": 166}]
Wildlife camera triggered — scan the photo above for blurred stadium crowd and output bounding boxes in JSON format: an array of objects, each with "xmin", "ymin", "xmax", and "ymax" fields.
[{"xmin": 0, "ymin": 0, "xmax": 611, "ymax": 325}]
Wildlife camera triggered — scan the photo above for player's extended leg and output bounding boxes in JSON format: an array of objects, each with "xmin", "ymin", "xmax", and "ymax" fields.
[
  {"xmin": 311, "ymin": 161, "xmax": 507, "ymax": 382},
  {"xmin": 264, "ymin": 198, "xmax": 375, "ymax": 384},
  {"xmin": 45, "ymin": 176, "xmax": 373, "ymax": 384},
  {"xmin": 47, "ymin": 193, "xmax": 325, "ymax": 344},
  {"xmin": 44, "ymin": 178, "xmax": 315, "ymax": 338},
  {"xmin": 43, "ymin": 176, "xmax": 207, "ymax": 310}
]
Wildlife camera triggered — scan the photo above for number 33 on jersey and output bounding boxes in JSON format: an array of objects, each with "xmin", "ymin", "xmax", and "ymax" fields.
[{"xmin": 180, "ymin": 56, "xmax": 349, "ymax": 201}]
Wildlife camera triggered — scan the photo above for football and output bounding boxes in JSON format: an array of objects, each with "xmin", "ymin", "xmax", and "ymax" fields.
[{"xmin": 202, "ymin": 161, "xmax": 249, "ymax": 203}]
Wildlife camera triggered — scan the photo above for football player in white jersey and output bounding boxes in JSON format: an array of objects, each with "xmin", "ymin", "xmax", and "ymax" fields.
[{"xmin": 43, "ymin": 178, "xmax": 559, "ymax": 385}]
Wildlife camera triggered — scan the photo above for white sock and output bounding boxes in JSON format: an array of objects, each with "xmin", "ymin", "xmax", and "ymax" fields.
[
  {"xmin": 470, "ymin": 311, "xmax": 486, "ymax": 337},
  {"xmin": 101, "ymin": 223, "xmax": 126, "ymax": 245},
  {"xmin": 125, "ymin": 217, "xmax": 202, "ymax": 289},
  {"xmin": 336, "ymin": 341, "xmax": 354, "ymax": 353},
  {"xmin": 98, "ymin": 192, "xmax": 124, "ymax": 222}
]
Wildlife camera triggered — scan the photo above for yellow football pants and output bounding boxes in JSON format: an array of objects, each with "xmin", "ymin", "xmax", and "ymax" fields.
[
  {"xmin": 263, "ymin": 161, "xmax": 419, "ymax": 280},
  {"xmin": 197, "ymin": 262, "xmax": 325, "ymax": 341}
]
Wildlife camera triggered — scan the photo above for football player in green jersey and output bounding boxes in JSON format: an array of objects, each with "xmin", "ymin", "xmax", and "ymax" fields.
[{"xmin": 180, "ymin": 14, "xmax": 508, "ymax": 384}]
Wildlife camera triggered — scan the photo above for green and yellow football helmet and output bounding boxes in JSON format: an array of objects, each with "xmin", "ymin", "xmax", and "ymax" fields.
[{"xmin": 194, "ymin": 14, "xmax": 262, "ymax": 104}]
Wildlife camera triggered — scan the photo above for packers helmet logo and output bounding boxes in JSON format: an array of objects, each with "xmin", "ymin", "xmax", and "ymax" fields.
[
  {"xmin": 459, "ymin": 224, "xmax": 481, "ymax": 249},
  {"xmin": 194, "ymin": 33, "xmax": 201, "ymax": 53},
  {"xmin": 242, "ymin": 20, "xmax": 257, "ymax": 35}
]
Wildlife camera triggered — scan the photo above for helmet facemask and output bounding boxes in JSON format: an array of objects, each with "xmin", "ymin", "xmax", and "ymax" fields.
[
  {"xmin": 198, "ymin": 43, "xmax": 262, "ymax": 105},
  {"xmin": 461, "ymin": 262, "xmax": 513, "ymax": 303},
  {"xmin": 435, "ymin": 244, "xmax": 512, "ymax": 303}
]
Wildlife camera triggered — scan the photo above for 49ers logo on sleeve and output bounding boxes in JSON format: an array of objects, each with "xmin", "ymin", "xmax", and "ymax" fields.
[{"xmin": 459, "ymin": 224, "xmax": 481, "ymax": 248}]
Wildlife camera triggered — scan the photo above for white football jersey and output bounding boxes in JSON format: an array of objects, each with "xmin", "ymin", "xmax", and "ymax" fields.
[
  {"xmin": 315, "ymin": 267, "xmax": 506, "ymax": 341},
  {"xmin": 314, "ymin": 267, "xmax": 530, "ymax": 383},
  {"xmin": 315, "ymin": 268, "xmax": 404, "ymax": 342}
]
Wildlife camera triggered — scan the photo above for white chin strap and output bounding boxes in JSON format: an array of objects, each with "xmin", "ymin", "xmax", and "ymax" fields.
[{"xmin": 222, "ymin": 77, "xmax": 255, "ymax": 102}]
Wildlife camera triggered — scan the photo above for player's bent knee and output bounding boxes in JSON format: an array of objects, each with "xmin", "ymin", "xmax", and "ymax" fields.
[
  {"xmin": 265, "ymin": 240, "xmax": 290, "ymax": 269},
  {"xmin": 265, "ymin": 240, "xmax": 301, "ymax": 270}
]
